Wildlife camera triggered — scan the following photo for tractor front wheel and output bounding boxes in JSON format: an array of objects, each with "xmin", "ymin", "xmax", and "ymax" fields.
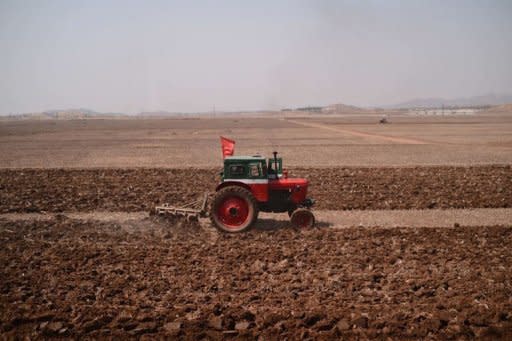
[
  {"xmin": 210, "ymin": 186, "xmax": 258, "ymax": 233},
  {"xmin": 290, "ymin": 208, "xmax": 315, "ymax": 228}
]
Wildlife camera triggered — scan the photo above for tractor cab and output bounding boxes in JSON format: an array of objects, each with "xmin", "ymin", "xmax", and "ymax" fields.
[
  {"xmin": 219, "ymin": 152, "xmax": 312, "ymax": 204},
  {"xmin": 221, "ymin": 153, "xmax": 285, "ymax": 181},
  {"xmin": 221, "ymin": 155, "xmax": 267, "ymax": 181}
]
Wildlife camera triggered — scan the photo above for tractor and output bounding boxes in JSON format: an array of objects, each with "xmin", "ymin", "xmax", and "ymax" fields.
[
  {"xmin": 209, "ymin": 151, "xmax": 315, "ymax": 232},
  {"xmin": 153, "ymin": 138, "xmax": 315, "ymax": 232}
]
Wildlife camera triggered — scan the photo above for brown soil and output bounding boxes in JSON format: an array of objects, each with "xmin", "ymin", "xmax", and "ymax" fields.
[
  {"xmin": 1, "ymin": 164, "xmax": 511, "ymax": 338},
  {"xmin": 1, "ymin": 217, "xmax": 511, "ymax": 339},
  {"xmin": 1, "ymin": 166, "xmax": 510, "ymax": 213}
]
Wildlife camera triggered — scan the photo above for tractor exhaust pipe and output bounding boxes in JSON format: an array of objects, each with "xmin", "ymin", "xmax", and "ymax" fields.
[{"xmin": 273, "ymin": 151, "xmax": 278, "ymax": 176}]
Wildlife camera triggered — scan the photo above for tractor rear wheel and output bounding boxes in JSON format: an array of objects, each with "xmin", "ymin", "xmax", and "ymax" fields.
[
  {"xmin": 210, "ymin": 186, "xmax": 258, "ymax": 233},
  {"xmin": 290, "ymin": 208, "xmax": 315, "ymax": 228}
]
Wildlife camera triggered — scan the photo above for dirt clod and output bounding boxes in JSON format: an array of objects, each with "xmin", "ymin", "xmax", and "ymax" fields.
[
  {"xmin": 208, "ymin": 316, "xmax": 223, "ymax": 330},
  {"xmin": 235, "ymin": 321, "xmax": 250, "ymax": 331},
  {"xmin": 163, "ymin": 322, "xmax": 181, "ymax": 332},
  {"xmin": 336, "ymin": 319, "xmax": 351, "ymax": 331}
]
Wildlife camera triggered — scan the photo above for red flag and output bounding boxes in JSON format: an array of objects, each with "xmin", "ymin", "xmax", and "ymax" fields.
[{"xmin": 220, "ymin": 136, "xmax": 235, "ymax": 158}]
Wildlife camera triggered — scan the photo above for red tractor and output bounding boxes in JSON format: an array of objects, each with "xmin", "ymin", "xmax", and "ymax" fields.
[
  {"xmin": 153, "ymin": 139, "xmax": 316, "ymax": 232},
  {"xmin": 209, "ymin": 151, "xmax": 315, "ymax": 232}
]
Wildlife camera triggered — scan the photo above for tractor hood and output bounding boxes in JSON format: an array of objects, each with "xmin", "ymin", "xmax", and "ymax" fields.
[
  {"xmin": 269, "ymin": 178, "xmax": 308, "ymax": 190},
  {"xmin": 269, "ymin": 178, "xmax": 309, "ymax": 204}
]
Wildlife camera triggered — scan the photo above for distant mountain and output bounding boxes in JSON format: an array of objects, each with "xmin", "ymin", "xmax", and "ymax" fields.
[
  {"xmin": 286, "ymin": 103, "xmax": 363, "ymax": 114},
  {"xmin": 42, "ymin": 108, "xmax": 103, "ymax": 119},
  {"xmin": 481, "ymin": 103, "xmax": 512, "ymax": 114},
  {"xmin": 4, "ymin": 108, "xmax": 195, "ymax": 119},
  {"xmin": 4, "ymin": 108, "xmax": 127, "ymax": 120},
  {"xmin": 44, "ymin": 108, "xmax": 99, "ymax": 115},
  {"xmin": 137, "ymin": 111, "xmax": 184, "ymax": 117},
  {"xmin": 388, "ymin": 93, "xmax": 512, "ymax": 108},
  {"xmin": 322, "ymin": 103, "xmax": 363, "ymax": 113}
]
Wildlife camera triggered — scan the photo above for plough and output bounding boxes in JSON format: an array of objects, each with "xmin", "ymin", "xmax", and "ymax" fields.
[{"xmin": 153, "ymin": 193, "xmax": 209, "ymax": 221}]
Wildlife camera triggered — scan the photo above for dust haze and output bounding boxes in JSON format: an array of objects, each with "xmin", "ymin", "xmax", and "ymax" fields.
[{"xmin": 1, "ymin": 1, "xmax": 511, "ymax": 114}]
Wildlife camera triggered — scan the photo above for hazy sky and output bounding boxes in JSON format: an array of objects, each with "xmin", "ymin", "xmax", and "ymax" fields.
[{"xmin": 1, "ymin": 0, "xmax": 511, "ymax": 114}]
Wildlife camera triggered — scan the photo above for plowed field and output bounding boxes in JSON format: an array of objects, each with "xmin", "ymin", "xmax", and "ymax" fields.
[
  {"xmin": 1, "ymin": 165, "xmax": 511, "ymax": 339},
  {"xmin": 1, "ymin": 166, "xmax": 511, "ymax": 213},
  {"xmin": 1, "ymin": 217, "xmax": 511, "ymax": 339}
]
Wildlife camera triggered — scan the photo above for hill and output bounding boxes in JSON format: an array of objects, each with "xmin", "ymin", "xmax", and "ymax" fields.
[
  {"xmin": 389, "ymin": 93, "xmax": 512, "ymax": 108},
  {"xmin": 322, "ymin": 103, "xmax": 364, "ymax": 114},
  {"xmin": 481, "ymin": 103, "xmax": 512, "ymax": 114},
  {"xmin": 2, "ymin": 108, "xmax": 126, "ymax": 120}
]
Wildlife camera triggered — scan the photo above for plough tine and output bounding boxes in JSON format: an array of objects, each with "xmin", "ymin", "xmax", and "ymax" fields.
[{"xmin": 153, "ymin": 193, "xmax": 209, "ymax": 222}]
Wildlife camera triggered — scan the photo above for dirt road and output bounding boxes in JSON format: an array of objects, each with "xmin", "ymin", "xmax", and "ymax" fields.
[
  {"xmin": 1, "ymin": 207, "xmax": 511, "ymax": 229},
  {"xmin": 286, "ymin": 119, "xmax": 427, "ymax": 144}
]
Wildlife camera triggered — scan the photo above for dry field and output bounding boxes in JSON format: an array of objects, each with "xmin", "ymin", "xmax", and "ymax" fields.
[
  {"xmin": 1, "ymin": 112, "xmax": 512, "ymax": 168},
  {"xmin": 1, "ymin": 111, "xmax": 511, "ymax": 339}
]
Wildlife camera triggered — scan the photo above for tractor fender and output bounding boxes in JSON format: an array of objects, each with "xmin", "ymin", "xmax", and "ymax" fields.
[
  {"xmin": 215, "ymin": 181, "xmax": 251, "ymax": 193},
  {"xmin": 216, "ymin": 181, "xmax": 268, "ymax": 202}
]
